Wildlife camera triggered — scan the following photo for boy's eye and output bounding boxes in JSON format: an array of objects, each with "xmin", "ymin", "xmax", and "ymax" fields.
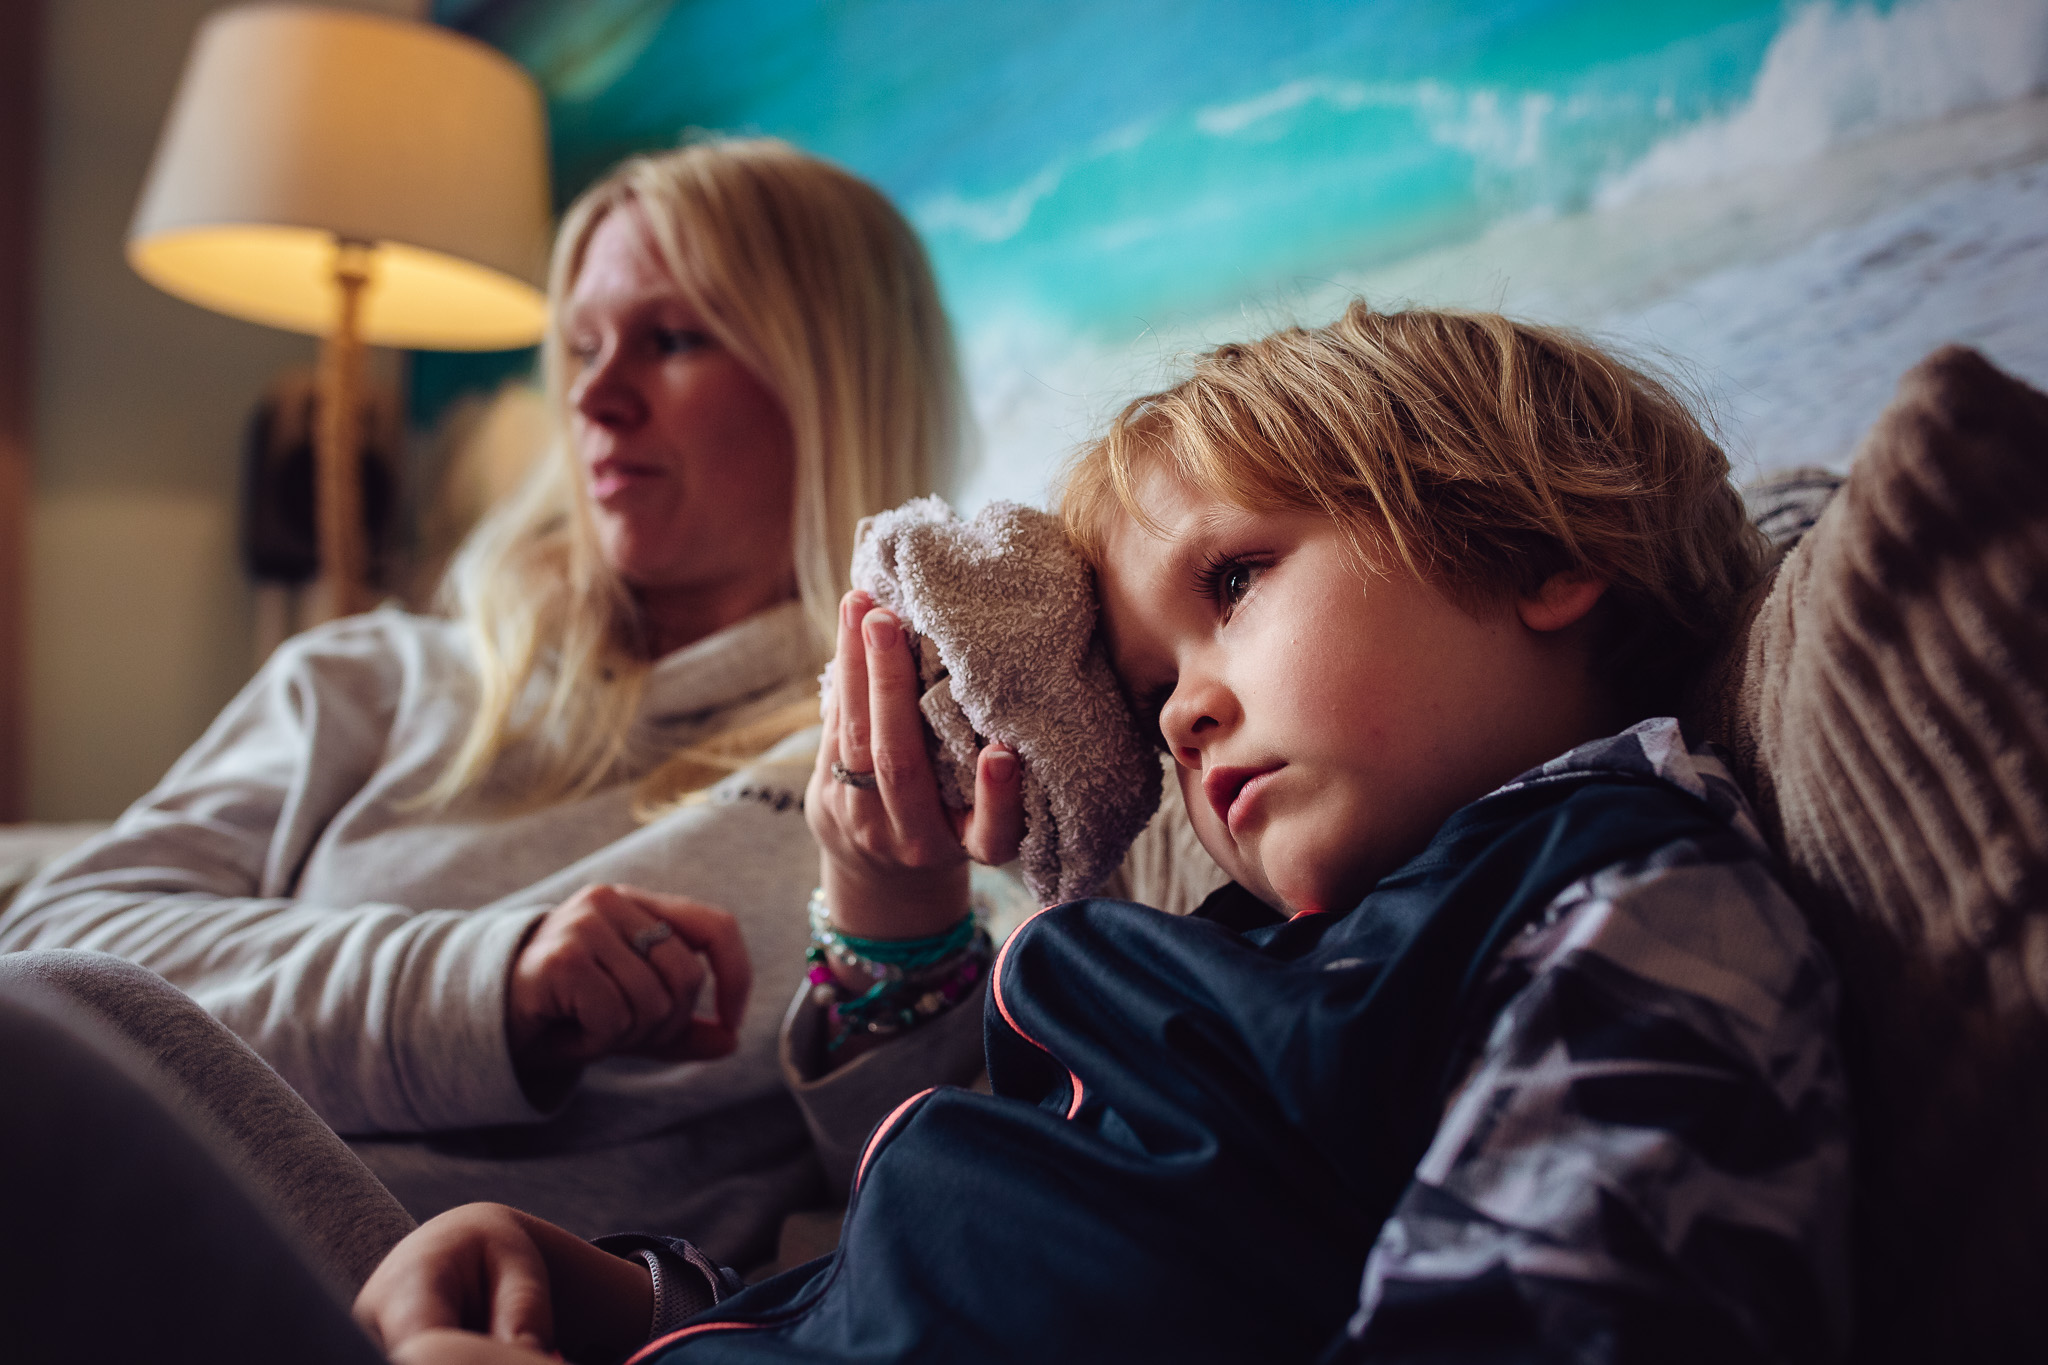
[{"xmin": 1194, "ymin": 554, "xmax": 1264, "ymax": 615}]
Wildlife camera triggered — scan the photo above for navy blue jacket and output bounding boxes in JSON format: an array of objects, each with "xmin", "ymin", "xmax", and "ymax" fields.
[{"xmin": 635, "ymin": 724, "xmax": 1849, "ymax": 1363}]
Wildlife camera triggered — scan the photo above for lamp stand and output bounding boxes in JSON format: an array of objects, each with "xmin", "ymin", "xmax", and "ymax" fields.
[{"xmin": 311, "ymin": 240, "xmax": 373, "ymax": 623}]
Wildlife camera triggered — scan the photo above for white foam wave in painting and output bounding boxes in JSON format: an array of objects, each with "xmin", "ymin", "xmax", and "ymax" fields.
[
  {"xmin": 915, "ymin": 162, "xmax": 1068, "ymax": 244},
  {"xmin": 1601, "ymin": 157, "xmax": 2048, "ymax": 476},
  {"xmin": 950, "ymin": 0, "xmax": 2048, "ymax": 511},
  {"xmin": 931, "ymin": 66, "xmax": 1573, "ymax": 251},
  {"xmin": 1195, "ymin": 74, "xmax": 1561, "ymax": 171},
  {"xmin": 955, "ymin": 104, "xmax": 2048, "ymax": 512},
  {"xmin": 1195, "ymin": 77, "xmax": 1371, "ymax": 136},
  {"xmin": 1599, "ymin": 0, "xmax": 2048, "ymax": 206}
]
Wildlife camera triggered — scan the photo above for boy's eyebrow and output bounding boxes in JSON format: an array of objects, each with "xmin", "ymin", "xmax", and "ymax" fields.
[{"xmin": 1154, "ymin": 503, "xmax": 1253, "ymax": 583}]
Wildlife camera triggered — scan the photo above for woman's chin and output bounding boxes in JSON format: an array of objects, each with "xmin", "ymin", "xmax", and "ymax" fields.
[{"xmin": 596, "ymin": 526, "xmax": 687, "ymax": 588}]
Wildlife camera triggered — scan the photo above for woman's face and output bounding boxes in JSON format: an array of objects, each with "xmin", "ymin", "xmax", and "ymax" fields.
[{"xmin": 561, "ymin": 203, "xmax": 798, "ymax": 604}]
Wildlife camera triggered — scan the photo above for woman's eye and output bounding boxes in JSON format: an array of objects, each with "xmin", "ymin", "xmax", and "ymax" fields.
[
  {"xmin": 1220, "ymin": 564, "xmax": 1253, "ymax": 604},
  {"xmin": 653, "ymin": 328, "xmax": 708, "ymax": 355}
]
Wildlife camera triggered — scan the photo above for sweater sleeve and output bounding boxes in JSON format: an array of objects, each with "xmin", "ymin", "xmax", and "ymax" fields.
[
  {"xmin": 0, "ymin": 615, "xmax": 549, "ymax": 1134},
  {"xmin": 1325, "ymin": 841, "xmax": 1854, "ymax": 1365},
  {"xmin": 779, "ymin": 974, "xmax": 989, "ymax": 1197},
  {"xmin": 773, "ymin": 785, "xmax": 1220, "ymax": 1190}
]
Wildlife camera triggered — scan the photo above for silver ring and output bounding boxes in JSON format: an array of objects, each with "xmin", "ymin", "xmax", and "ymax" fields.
[
  {"xmin": 630, "ymin": 922, "xmax": 674, "ymax": 958},
  {"xmin": 830, "ymin": 760, "xmax": 879, "ymax": 790}
]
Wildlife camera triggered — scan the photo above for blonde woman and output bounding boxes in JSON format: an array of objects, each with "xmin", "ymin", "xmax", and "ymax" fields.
[{"xmin": 0, "ymin": 138, "xmax": 963, "ymax": 1270}]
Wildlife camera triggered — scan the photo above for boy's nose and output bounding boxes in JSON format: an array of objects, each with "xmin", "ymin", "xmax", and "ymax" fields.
[{"xmin": 1160, "ymin": 683, "xmax": 1233, "ymax": 769}]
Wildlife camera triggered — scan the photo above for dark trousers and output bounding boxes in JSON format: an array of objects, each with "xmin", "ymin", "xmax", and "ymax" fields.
[{"xmin": 0, "ymin": 964, "xmax": 388, "ymax": 1365}]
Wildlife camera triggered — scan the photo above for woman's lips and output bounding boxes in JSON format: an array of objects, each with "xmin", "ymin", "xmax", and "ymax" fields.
[
  {"xmin": 587, "ymin": 458, "xmax": 662, "ymax": 501},
  {"xmin": 1204, "ymin": 763, "xmax": 1283, "ymax": 836}
]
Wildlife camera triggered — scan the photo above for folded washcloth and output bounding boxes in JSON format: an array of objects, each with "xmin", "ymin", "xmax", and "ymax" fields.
[{"xmin": 849, "ymin": 496, "xmax": 1163, "ymax": 905}]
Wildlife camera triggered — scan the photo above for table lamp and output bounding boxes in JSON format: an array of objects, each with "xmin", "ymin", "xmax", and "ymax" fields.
[{"xmin": 128, "ymin": 3, "xmax": 552, "ymax": 620}]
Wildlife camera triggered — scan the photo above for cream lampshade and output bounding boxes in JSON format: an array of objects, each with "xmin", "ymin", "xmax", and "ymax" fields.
[{"xmin": 129, "ymin": 3, "xmax": 552, "ymax": 619}]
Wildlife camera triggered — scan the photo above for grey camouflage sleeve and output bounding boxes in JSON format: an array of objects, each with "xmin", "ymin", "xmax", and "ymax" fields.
[{"xmin": 1329, "ymin": 833, "xmax": 1854, "ymax": 1364}]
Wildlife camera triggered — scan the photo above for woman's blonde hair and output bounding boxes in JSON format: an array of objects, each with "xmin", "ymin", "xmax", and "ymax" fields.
[
  {"xmin": 1062, "ymin": 301, "xmax": 1765, "ymax": 720},
  {"xmin": 428, "ymin": 137, "xmax": 964, "ymax": 808}
]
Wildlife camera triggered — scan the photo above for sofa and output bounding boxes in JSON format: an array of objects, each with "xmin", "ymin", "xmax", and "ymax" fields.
[
  {"xmin": 1687, "ymin": 345, "xmax": 2048, "ymax": 1361},
  {"xmin": 3, "ymin": 344, "xmax": 2044, "ymax": 1360}
]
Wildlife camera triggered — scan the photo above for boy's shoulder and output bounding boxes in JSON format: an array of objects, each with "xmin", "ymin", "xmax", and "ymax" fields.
[
  {"xmin": 1341, "ymin": 718, "xmax": 1852, "ymax": 1362},
  {"xmin": 1487, "ymin": 716, "xmax": 1820, "ymax": 1036},
  {"xmin": 1497, "ymin": 715, "xmax": 1768, "ymax": 854}
]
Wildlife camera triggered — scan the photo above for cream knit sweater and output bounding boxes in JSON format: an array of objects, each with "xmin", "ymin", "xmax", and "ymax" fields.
[{"xmin": 1, "ymin": 603, "xmax": 834, "ymax": 1260}]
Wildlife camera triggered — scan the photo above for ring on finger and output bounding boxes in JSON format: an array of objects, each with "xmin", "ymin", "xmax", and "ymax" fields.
[
  {"xmin": 830, "ymin": 760, "xmax": 879, "ymax": 790},
  {"xmin": 631, "ymin": 922, "xmax": 674, "ymax": 958}
]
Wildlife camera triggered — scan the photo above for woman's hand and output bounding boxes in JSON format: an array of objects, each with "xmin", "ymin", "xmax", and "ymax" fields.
[
  {"xmin": 355, "ymin": 1203, "xmax": 652, "ymax": 1363},
  {"xmin": 385, "ymin": 1328, "xmax": 556, "ymax": 1365},
  {"xmin": 507, "ymin": 885, "xmax": 751, "ymax": 1088},
  {"xmin": 805, "ymin": 591, "xmax": 1025, "ymax": 942}
]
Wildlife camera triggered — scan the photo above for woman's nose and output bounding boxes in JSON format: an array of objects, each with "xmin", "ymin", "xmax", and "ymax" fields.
[{"xmin": 570, "ymin": 347, "xmax": 645, "ymax": 430}]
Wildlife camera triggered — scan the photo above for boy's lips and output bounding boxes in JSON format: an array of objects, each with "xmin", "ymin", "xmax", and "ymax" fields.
[{"xmin": 1204, "ymin": 763, "xmax": 1284, "ymax": 835}]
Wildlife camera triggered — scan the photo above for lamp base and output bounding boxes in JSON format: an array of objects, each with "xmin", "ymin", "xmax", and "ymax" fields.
[{"xmin": 310, "ymin": 241, "xmax": 373, "ymax": 623}]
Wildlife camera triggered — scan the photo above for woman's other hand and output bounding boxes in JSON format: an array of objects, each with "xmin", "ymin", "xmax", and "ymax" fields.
[
  {"xmin": 355, "ymin": 1203, "xmax": 651, "ymax": 1363},
  {"xmin": 806, "ymin": 590, "xmax": 1025, "ymax": 941},
  {"xmin": 507, "ymin": 885, "xmax": 752, "ymax": 1086}
]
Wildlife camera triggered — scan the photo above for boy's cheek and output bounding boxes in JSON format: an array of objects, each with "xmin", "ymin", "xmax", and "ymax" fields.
[
  {"xmin": 1177, "ymin": 769, "xmax": 1255, "ymax": 892},
  {"xmin": 1254, "ymin": 803, "xmax": 1389, "ymax": 919}
]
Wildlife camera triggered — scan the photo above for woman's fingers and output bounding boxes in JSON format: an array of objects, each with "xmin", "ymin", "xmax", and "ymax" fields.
[
  {"xmin": 862, "ymin": 608, "xmax": 950, "ymax": 846},
  {"xmin": 834, "ymin": 590, "xmax": 875, "ymax": 778},
  {"xmin": 637, "ymin": 929, "xmax": 707, "ymax": 1031},
  {"xmin": 659, "ymin": 893, "xmax": 753, "ymax": 1039},
  {"xmin": 807, "ymin": 595, "xmax": 977, "ymax": 942},
  {"xmin": 613, "ymin": 888, "xmax": 752, "ymax": 1060},
  {"xmin": 960, "ymin": 743, "xmax": 1026, "ymax": 866},
  {"xmin": 544, "ymin": 955, "xmax": 635, "ymax": 1062},
  {"xmin": 576, "ymin": 892, "xmax": 679, "ymax": 1038}
]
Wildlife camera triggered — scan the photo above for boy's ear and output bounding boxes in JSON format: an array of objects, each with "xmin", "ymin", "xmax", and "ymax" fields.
[{"xmin": 1517, "ymin": 571, "xmax": 1607, "ymax": 633}]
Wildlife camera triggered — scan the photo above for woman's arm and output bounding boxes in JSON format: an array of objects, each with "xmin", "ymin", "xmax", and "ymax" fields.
[
  {"xmin": 3, "ymin": 616, "xmax": 757, "ymax": 1133},
  {"xmin": 770, "ymin": 593, "xmax": 1027, "ymax": 1183},
  {"xmin": 0, "ymin": 618, "xmax": 544, "ymax": 1133}
]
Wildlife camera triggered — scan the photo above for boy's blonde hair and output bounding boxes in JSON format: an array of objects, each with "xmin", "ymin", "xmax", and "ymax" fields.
[
  {"xmin": 428, "ymin": 137, "xmax": 965, "ymax": 809},
  {"xmin": 1061, "ymin": 301, "xmax": 1765, "ymax": 720}
]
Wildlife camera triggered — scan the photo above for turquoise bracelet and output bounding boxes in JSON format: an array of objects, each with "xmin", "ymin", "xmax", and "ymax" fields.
[
  {"xmin": 805, "ymin": 887, "xmax": 978, "ymax": 980},
  {"xmin": 804, "ymin": 887, "xmax": 992, "ymax": 1049}
]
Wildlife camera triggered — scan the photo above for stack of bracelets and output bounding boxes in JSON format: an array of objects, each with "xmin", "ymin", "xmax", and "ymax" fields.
[{"xmin": 805, "ymin": 888, "xmax": 994, "ymax": 1051}]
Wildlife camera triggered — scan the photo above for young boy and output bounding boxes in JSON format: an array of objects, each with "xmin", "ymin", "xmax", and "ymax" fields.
[{"xmin": 359, "ymin": 303, "xmax": 1850, "ymax": 1364}]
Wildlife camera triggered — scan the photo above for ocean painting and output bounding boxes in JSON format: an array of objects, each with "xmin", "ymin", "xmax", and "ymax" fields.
[{"xmin": 435, "ymin": 0, "xmax": 2048, "ymax": 509}]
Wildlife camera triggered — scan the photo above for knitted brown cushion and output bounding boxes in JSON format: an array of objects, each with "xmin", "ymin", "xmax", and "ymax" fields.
[{"xmin": 1696, "ymin": 346, "xmax": 2048, "ymax": 1363}]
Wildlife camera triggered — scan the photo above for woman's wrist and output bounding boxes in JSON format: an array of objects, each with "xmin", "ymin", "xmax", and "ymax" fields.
[
  {"xmin": 805, "ymin": 884, "xmax": 991, "ymax": 1057},
  {"xmin": 818, "ymin": 858, "xmax": 970, "ymax": 942}
]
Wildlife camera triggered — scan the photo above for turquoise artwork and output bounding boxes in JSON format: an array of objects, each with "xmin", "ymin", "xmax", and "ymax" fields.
[{"xmin": 431, "ymin": 0, "xmax": 2048, "ymax": 507}]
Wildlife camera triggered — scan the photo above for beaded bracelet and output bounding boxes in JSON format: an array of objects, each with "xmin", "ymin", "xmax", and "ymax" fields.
[
  {"xmin": 805, "ymin": 888, "xmax": 992, "ymax": 1050},
  {"xmin": 806, "ymin": 950, "xmax": 988, "ymax": 1048},
  {"xmin": 805, "ymin": 887, "xmax": 980, "ymax": 980}
]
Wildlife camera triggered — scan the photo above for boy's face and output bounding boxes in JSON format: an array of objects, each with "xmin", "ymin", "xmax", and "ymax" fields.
[{"xmin": 1097, "ymin": 469, "xmax": 1608, "ymax": 917}]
